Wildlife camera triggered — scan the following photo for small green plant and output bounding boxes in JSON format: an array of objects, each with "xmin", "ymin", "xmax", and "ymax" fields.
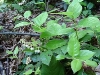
[
  {"xmin": 6, "ymin": 0, "xmax": 100, "ymax": 75},
  {"xmin": 81, "ymin": 1, "xmax": 94, "ymax": 16}
]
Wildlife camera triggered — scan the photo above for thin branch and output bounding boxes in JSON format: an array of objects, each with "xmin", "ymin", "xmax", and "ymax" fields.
[{"xmin": 0, "ymin": 32, "xmax": 40, "ymax": 36}]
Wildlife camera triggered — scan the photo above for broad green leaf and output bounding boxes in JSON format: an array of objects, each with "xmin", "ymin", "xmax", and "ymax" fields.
[
  {"xmin": 94, "ymin": 24, "xmax": 100, "ymax": 32},
  {"xmin": 47, "ymin": 20, "xmax": 57, "ymax": 26},
  {"xmin": 45, "ymin": 39, "xmax": 67, "ymax": 50},
  {"xmin": 61, "ymin": 45, "xmax": 68, "ymax": 54},
  {"xmin": 92, "ymin": 49, "xmax": 100, "ymax": 57},
  {"xmin": 70, "ymin": 30, "xmax": 88, "ymax": 40},
  {"xmin": 24, "ymin": 64, "xmax": 34, "ymax": 70},
  {"xmin": 41, "ymin": 56, "xmax": 65, "ymax": 75},
  {"xmin": 53, "ymin": 45, "xmax": 68, "ymax": 55},
  {"xmin": 71, "ymin": 59, "xmax": 82, "ymax": 73},
  {"xmin": 85, "ymin": 60, "xmax": 97, "ymax": 67},
  {"xmin": 77, "ymin": 17, "xmax": 100, "ymax": 28},
  {"xmin": 76, "ymin": 50, "xmax": 95, "ymax": 60},
  {"xmin": 6, "ymin": 50, "xmax": 13, "ymax": 54},
  {"xmin": 46, "ymin": 23, "xmax": 64, "ymax": 35},
  {"xmin": 46, "ymin": 23, "xmax": 74, "ymax": 36},
  {"xmin": 12, "ymin": 4, "xmax": 22, "ymax": 11},
  {"xmin": 87, "ymin": 2, "xmax": 94, "ymax": 9},
  {"xmin": 40, "ymin": 50, "xmax": 52, "ymax": 65},
  {"xmin": 35, "ymin": 67, "xmax": 40, "ymax": 75},
  {"xmin": 33, "ymin": 12, "xmax": 48, "ymax": 26},
  {"xmin": 82, "ymin": 10, "xmax": 89, "ymax": 16},
  {"xmin": 14, "ymin": 46, "xmax": 19, "ymax": 55},
  {"xmin": 40, "ymin": 23, "xmax": 74, "ymax": 39},
  {"xmin": 24, "ymin": 11, "xmax": 31, "ymax": 19},
  {"xmin": 77, "ymin": 69, "xmax": 87, "ymax": 75},
  {"xmin": 67, "ymin": 0, "xmax": 82, "ymax": 19},
  {"xmin": 14, "ymin": 22, "xmax": 31, "ymax": 28},
  {"xmin": 23, "ymin": 69, "xmax": 33, "ymax": 75},
  {"xmin": 56, "ymin": 54, "xmax": 65, "ymax": 60},
  {"xmin": 53, "ymin": 48, "xmax": 64, "ymax": 55},
  {"xmin": 32, "ymin": 25, "xmax": 46, "ymax": 32},
  {"xmin": 67, "ymin": 36, "xmax": 80, "ymax": 57},
  {"xmin": 31, "ymin": 55, "xmax": 40, "ymax": 62},
  {"xmin": 80, "ymin": 30, "xmax": 94, "ymax": 42},
  {"xmin": 40, "ymin": 31, "xmax": 53, "ymax": 39}
]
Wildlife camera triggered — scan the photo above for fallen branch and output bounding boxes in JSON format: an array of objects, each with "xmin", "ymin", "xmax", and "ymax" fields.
[{"xmin": 0, "ymin": 32, "xmax": 40, "ymax": 36}]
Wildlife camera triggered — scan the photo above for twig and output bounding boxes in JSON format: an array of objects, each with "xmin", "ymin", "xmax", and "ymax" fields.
[{"xmin": 0, "ymin": 32, "xmax": 40, "ymax": 36}]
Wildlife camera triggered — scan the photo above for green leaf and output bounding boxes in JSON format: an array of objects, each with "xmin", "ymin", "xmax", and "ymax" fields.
[
  {"xmin": 71, "ymin": 59, "xmax": 82, "ymax": 73},
  {"xmin": 62, "ymin": 0, "xmax": 70, "ymax": 4},
  {"xmin": 40, "ymin": 31, "xmax": 53, "ymax": 39},
  {"xmin": 46, "ymin": 23, "xmax": 74, "ymax": 36},
  {"xmin": 33, "ymin": 12, "xmax": 48, "ymax": 26},
  {"xmin": 35, "ymin": 67, "xmax": 40, "ymax": 75},
  {"xmin": 14, "ymin": 46, "xmax": 19, "ymax": 55},
  {"xmin": 23, "ymin": 69, "xmax": 33, "ymax": 75},
  {"xmin": 67, "ymin": 36, "xmax": 80, "ymax": 57},
  {"xmin": 45, "ymin": 39, "xmax": 67, "ymax": 50},
  {"xmin": 32, "ymin": 25, "xmax": 46, "ymax": 33},
  {"xmin": 85, "ymin": 60, "xmax": 97, "ymax": 67},
  {"xmin": 61, "ymin": 45, "xmax": 68, "ymax": 54},
  {"xmin": 77, "ymin": 17, "xmax": 100, "ymax": 28},
  {"xmin": 0, "ymin": 26, "xmax": 2, "ymax": 29},
  {"xmin": 94, "ymin": 24, "xmax": 100, "ymax": 32},
  {"xmin": 24, "ymin": 64, "xmax": 34, "ymax": 70},
  {"xmin": 67, "ymin": 0, "xmax": 82, "ymax": 19},
  {"xmin": 77, "ymin": 0, "xmax": 83, "ymax": 2},
  {"xmin": 80, "ymin": 30, "xmax": 94, "ymax": 42},
  {"xmin": 12, "ymin": 4, "xmax": 22, "ymax": 11},
  {"xmin": 24, "ymin": 11, "xmax": 31, "ymax": 19},
  {"xmin": 6, "ymin": 50, "xmax": 13, "ymax": 54},
  {"xmin": 40, "ymin": 50, "xmax": 52, "ymax": 65},
  {"xmin": 92, "ymin": 49, "xmax": 100, "ymax": 57},
  {"xmin": 31, "ymin": 55, "xmax": 40, "ymax": 62},
  {"xmin": 76, "ymin": 50, "xmax": 95, "ymax": 60},
  {"xmin": 77, "ymin": 69, "xmax": 87, "ymax": 75},
  {"xmin": 41, "ymin": 56, "xmax": 65, "ymax": 75},
  {"xmin": 70, "ymin": 30, "xmax": 88, "ymax": 40},
  {"xmin": 82, "ymin": 10, "xmax": 89, "ymax": 16},
  {"xmin": 40, "ymin": 22, "xmax": 74, "ymax": 39},
  {"xmin": 87, "ymin": 2, "xmax": 94, "ymax": 9},
  {"xmin": 56, "ymin": 54, "xmax": 65, "ymax": 60},
  {"xmin": 10, "ymin": 56, "xmax": 18, "ymax": 59},
  {"xmin": 46, "ymin": 23, "xmax": 63, "ymax": 36},
  {"xmin": 14, "ymin": 22, "xmax": 31, "ymax": 28}
]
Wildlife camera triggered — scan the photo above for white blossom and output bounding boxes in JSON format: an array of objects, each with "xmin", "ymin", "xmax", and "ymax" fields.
[
  {"xmin": 30, "ymin": 47, "xmax": 34, "ymax": 50},
  {"xmin": 26, "ymin": 57, "xmax": 31, "ymax": 65},
  {"xmin": 35, "ymin": 50, "xmax": 40, "ymax": 54}
]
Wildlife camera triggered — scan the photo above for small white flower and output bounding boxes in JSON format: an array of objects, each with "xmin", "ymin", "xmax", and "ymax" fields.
[
  {"xmin": 25, "ymin": 44, "xmax": 30, "ymax": 48},
  {"xmin": 35, "ymin": 50, "xmax": 40, "ymax": 54},
  {"xmin": 18, "ymin": 0, "xmax": 26, "ymax": 5},
  {"xmin": 30, "ymin": 47, "xmax": 34, "ymax": 50},
  {"xmin": 37, "ymin": 50, "xmax": 40, "ymax": 53},
  {"xmin": 22, "ymin": 44, "xmax": 26, "ymax": 47},
  {"xmin": 26, "ymin": 57, "xmax": 31, "ymax": 65}
]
